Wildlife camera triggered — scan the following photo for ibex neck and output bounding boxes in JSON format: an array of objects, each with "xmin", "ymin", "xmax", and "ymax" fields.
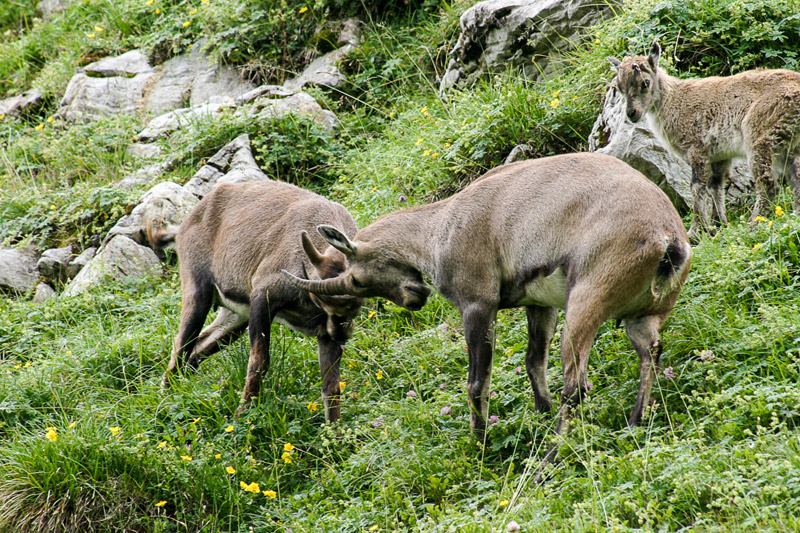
[
  {"xmin": 651, "ymin": 68, "xmax": 679, "ymax": 118},
  {"xmin": 356, "ymin": 200, "xmax": 445, "ymax": 277}
]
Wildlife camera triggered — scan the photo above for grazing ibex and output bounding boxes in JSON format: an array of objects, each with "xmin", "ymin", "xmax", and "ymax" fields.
[
  {"xmin": 610, "ymin": 42, "xmax": 800, "ymax": 239},
  {"xmin": 283, "ymin": 153, "xmax": 692, "ymax": 443},
  {"xmin": 161, "ymin": 180, "xmax": 364, "ymax": 422}
]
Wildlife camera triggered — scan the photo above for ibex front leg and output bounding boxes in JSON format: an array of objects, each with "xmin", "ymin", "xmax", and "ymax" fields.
[
  {"xmin": 525, "ymin": 305, "xmax": 558, "ymax": 413},
  {"xmin": 625, "ymin": 315, "xmax": 665, "ymax": 427},
  {"xmin": 317, "ymin": 335, "xmax": 343, "ymax": 423},
  {"xmin": 237, "ymin": 290, "xmax": 280, "ymax": 414},
  {"xmin": 461, "ymin": 302, "xmax": 498, "ymax": 441}
]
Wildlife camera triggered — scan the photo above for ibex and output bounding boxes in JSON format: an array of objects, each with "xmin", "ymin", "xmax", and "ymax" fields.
[
  {"xmin": 160, "ymin": 180, "xmax": 364, "ymax": 422},
  {"xmin": 283, "ymin": 153, "xmax": 692, "ymax": 445},
  {"xmin": 610, "ymin": 42, "xmax": 800, "ymax": 239}
]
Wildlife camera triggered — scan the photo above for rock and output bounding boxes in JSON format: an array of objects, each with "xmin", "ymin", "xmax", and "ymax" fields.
[
  {"xmin": 63, "ymin": 235, "xmax": 162, "ymax": 297},
  {"xmin": 183, "ymin": 134, "xmax": 269, "ymax": 197},
  {"xmin": 115, "ymin": 161, "xmax": 173, "ymax": 190},
  {"xmin": 504, "ymin": 144, "xmax": 533, "ymax": 165},
  {"xmin": 38, "ymin": 0, "xmax": 72, "ymax": 19},
  {"xmin": 33, "ymin": 282, "xmax": 58, "ymax": 303},
  {"xmin": 249, "ymin": 92, "xmax": 338, "ymax": 133},
  {"xmin": 126, "ymin": 143, "xmax": 164, "ymax": 161},
  {"xmin": 136, "ymin": 101, "xmax": 229, "ymax": 142},
  {"xmin": 143, "ymin": 42, "xmax": 256, "ymax": 116},
  {"xmin": 284, "ymin": 19, "xmax": 361, "ymax": 91},
  {"xmin": 67, "ymin": 247, "xmax": 96, "ymax": 278},
  {"xmin": 0, "ymin": 89, "xmax": 44, "ymax": 118},
  {"xmin": 234, "ymin": 85, "xmax": 294, "ymax": 106},
  {"xmin": 440, "ymin": 0, "xmax": 614, "ymax": 93},
  {"xmin": 36, "ymin": 245, "xmax": 75, "ymax": 285},
  {"xmin": 105, "ymin": 181, "xmax": 200, "ymax": 246},
  {"xmin": 0, "ymin": 247, "xmax": 39, "ymax": 295},
  {"xmin": 588, "ymin": 83, "xmax": 752, "ymax": 207},
  {"xmin": 58, "ymin": 51, "xmax": 156, "ymax": 122}
]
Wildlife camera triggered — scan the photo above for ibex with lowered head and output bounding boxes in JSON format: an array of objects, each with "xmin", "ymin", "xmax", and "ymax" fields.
[
  {"xmin": 610, "ymin": 42, "xmax": 800, "ymax": 239},
  {"xmin": 284, "ymin": 153, "xmax": 692, "ymax": 444},
  {"xmin": 161, "ymin": 180, "xmax": 363, "ymax": 422}
]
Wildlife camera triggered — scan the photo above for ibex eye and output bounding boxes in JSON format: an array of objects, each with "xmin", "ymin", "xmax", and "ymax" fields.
[{"xmin": 642, "ymin": 79, "xmax": 651, "ymax": 89}]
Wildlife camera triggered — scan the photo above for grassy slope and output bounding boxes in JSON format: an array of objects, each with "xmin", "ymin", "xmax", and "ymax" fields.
[{"xmin": 1, "ymin": 0, "xmax": 800, "ymax": 531}]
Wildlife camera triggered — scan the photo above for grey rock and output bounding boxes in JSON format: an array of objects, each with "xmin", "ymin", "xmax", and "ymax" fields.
[
  {"xmin": 38, "ymin": 0, "xmax": 72, "ymax": 18},
  {"xmin": 588, "ymin": 83, "xmax": 752, "ymax": 207},
  {"xmin": 67, "ymin": 247, "xmax": 96, "ymax": 278},
  {"xmin": 37, "ymin": 245, "xmax": 75, "ymax": 285},
  {"xmin": 136, "ymin": 101, "xmax": 229, "ymax": 142},
  {"xmin": 125, "ymin": 142, "xmax": 164, "ymax": 161},
  {"xmin": 84, "ymin": 50, "xmax": 152, "ymax": 78},
  {"xmin": 234, "ymin": 85, "xmax": 294, "ymax": 106},
  {"xmin": 63, "ymin": 235, "xmax": 162, "ymax": 297},
  {"xmin": 58, "ymin": 70, "xmax": 155, "ymax": 122},
  {"xmin": 105, "ymin": 181, "xmax": 199, "ymax": 246},
  {"xmin": 504, "ymin": 144, "xmax": 533, "ymax": 165},
  {"xmin": 33, "ymin": 282, "xmax": 58, "ymax": 303},
  {"xmin": 116, "ymin": 161, "xmax": 172, "ymax": 190},
  {"xmin": 184, "ymin": 134, "xmax": 269, "ymax": 198},
  {"xmin": 0, "ymin": 247, "xmax": 39, "ymax": 295},
  {"xmin": 440, "ymin": 0, "xmax": 614, "ymax": 93},
  {"xmin": 249, "ymin": 92, "xmax": 338, "ymax": 133},
  {"xmin": 0, "ymin": 89, "xmax": 44, "ymax": 118},
  {"xmin": 284, "ymin": 45, "xmax": 353, "ymax": 91},
  {"xmin": 338, "ymin": 18, "xmax": 363, "ymax": 47}
]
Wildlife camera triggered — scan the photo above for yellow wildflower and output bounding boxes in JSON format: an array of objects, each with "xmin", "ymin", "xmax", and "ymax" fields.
[
  {"xmin": 370, "ymin": 526, "xmax": 379, "ymax": 532},
  {"xmin": 444, "ymin": 142, "xmax": 451, "ymax": 148},
  {"xmin": 0, "ymin": 113, "xmax": 6, "ymax": 119},
  {"xmin": 183, "ymin": 20, "xmax": 191, "ymax": 27},
  {"xmin": 281, "ymin": 452, "xmax": 292, "ymax": 463},
  {"xmin": 769, "ymin": 220, "xmax": 774, "ymax": 227},
  {"xmin": 283, "ymin": 443, "xmax": 295, "ymax": 452},
  {"xmin": 66, "ymin": 350, "xmax": 72, "ymax": 355},
  {"xmin": 500, "ymin": 499, "xmax": 510, "ymax": 507},
  {"xmin": 226, "ymin": 466, "xmax": 236, "ymax": 474},
  {"xmin": 87, "ymin": 33, "xmax": 95, "ymax": 38},
  {"xmin": 189, "ymin": 8, "xmax": 198, "ymax": 15},
  {"xmin": 307, "ymin": 401, "xmax": 318, "ymax": 412},
  {"xmin": 421, "ymin": 106, "xmax": 428, "ymax": 115},
  {"xmin": 47, "ymin": 116, "xmax": 54, "ymax": 123},
  {"xmin": 432, "ymin": 152, "xmax": 439, "ymax": 158},
  {"xmin": 753, "ymin": 216, "xmax": 767, "ymax": 223},
  {"xmin": 181, "ymin": 455, "xmax": 192, "ymax": 461},
  {"xmin": 552, "ymin": 89, "xmax": 561, "ymax": 98},
  {"xmin": 263, "ymin": 489, "xmax": 277, "ymax": 498},
  {"xmin": 775, "ymin": 205, "xmax": 784, "ymax": 216},
  {"xmin": 146, "ymin": 0, "xmax": 154, "ymax": 4},
  {"xmin": 201, "ymin": 0, "xmax": 209, "ymax": 4},
  {"xmin": 225, "ymin": 425, "xmax": 234, "ymax": 432},
  {"xmin": 155, "ymin": 8, "xmax": 160, "ymax": 14},
  {"xmin": 376, "ymin": 370, "xmax": 383, "ymax": 380},
  {"xmin": 215, "ymin": 453, "xmax": 221, "ymax": 458},
  {"xmin": 109, "ymin": 426, "xmax": 121, "ymax": 436},
  {"xmin": 157, "ymin": 441, "xmax": 167, "ymax": 448},
  {"xmin": 155, "ymin": 500, "xmax": 167, "ymax": 507},
  {"xmin": 45, "ymin": 427, "xmax": 58, "ymax": 442},
  {"xmin": 550, "ymin": 99, "xmax": 559, "ymax": 108},
  {"xmin": 14, "ymin": 364, "xmax": 21, "ymax": 370},
  {"xmin": 298, "ymin": 6, "xmax": 308, "ymax": 13},
  {"xmin": 388, "ymin": 111, "xmax": 395, "ymax": 118},
  {"xmin": 68, "ymin": 421, "xmax": 77, "ymax": 429},
  {"xmin": 753, "ymin": 243, "xmax": 763, "ymax": 250},
  {"xmin": 415, "ymin": 138, "xmax": 423, "ymax": 146},
  {"xmin": 339, "ymin": 381, "xmax": 346, "ymax": 391},
  {"xmin": 94, "ymin": 25, "xmax": 103, "ymax": 32},
  {"xmin": 423, "ymin": 150, "xmax": 431, "ymax": 156},
  {"xmin": 35, "ymin": 124, "xmax": 45, "ymax": 130},
  {"xmin": 368, "ymin": 310, "xmax": 376, "ymax": 319},
  {"xmin": 24, "ymin": 361, "xmax": 31, "ymax": 368},
  {"xmin": 241, "ymin": 481, "xmax": 260, "ymax": 493}
]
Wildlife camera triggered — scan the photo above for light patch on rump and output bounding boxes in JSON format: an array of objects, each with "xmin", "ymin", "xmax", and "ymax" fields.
[{"xmin": 518, "ymin": 267, "xmax": 567, "ymax": 308}]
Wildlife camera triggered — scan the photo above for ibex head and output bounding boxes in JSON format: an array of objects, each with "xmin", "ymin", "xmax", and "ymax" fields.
[
  {"xmin": 609, "ymin": 42, "xmax": 662, "ymax": 123},
  {"xmin": 299, "ymin": 230, "xmax": 365, "ymax": 342},
  {"xmin": 284, "ymin": 225, "xmax": 432, "ymax": 311}
]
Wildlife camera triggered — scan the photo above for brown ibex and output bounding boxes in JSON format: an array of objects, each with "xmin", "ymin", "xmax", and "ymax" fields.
[
  {"xmin": 283, "ymin": 153, "xmax": 692, "ymax": 446},
  {"xmin": 161, "ymin": 180, "xmax": 363, "ymax": 422},
  {"xmin": 610, "ymin": 42, "xmax": 800, "ymax": 239}
]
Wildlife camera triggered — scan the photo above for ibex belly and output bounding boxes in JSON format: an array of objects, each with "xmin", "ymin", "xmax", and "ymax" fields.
[
  {"xmin": 516, "ymin": 267, "xmax": 568, "ymax": 308},
  {"xmin": 215, "ymin": 284, "xmax": 325, "ymax": 336}
]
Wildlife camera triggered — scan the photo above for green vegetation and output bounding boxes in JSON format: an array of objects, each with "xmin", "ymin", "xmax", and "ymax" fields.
[{"xmin": 1, "ymin": 0, "xmax": 800, "ymax": 531}]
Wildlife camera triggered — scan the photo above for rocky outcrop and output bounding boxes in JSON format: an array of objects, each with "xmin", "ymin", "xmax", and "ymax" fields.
[
  {"xmin": 38, "ymin": 0, "xmax": 73, "ymax": 19},
  {"xmin": 0, "ymin": 89, "xmax": 44, "ymax": 118},
  {"xmin": 588, "ymin": 82, "xmax": 753, "ymax": 207},
  {"xmin": 36, "ymin": 245, "xmax": 75, "ymax": 286},
  {"xmin": 62, "ymin": 236, "xmax": 162, "ymax": 297},
  {"xmin": 0, "ymin": 247, "xmax": 39, "ymax": 294},
  {"xmin": 284, "ymin": 19, "xmax": 362, "ymax": 91},
  {"xmin": 440, "ymin": 0, "xmax": 614, "ymax": 93}
]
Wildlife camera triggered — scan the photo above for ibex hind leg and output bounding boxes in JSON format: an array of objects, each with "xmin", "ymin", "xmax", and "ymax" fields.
[
  {"xmin": 709, "ymin": 160, "xmax": 731, "ymax": 226},
  {"xmin": 163, "ymin": 282, "xmax": 215, "ymax": 389},
  {"xmin": 625, "ymin": 314, "xmax": 666, "ymax": 427},
  {"xmin": 787, "ymin": 155, "xmax": 800, "ymax": 213},
  {"xmin": 748, "ymin": 143, "xmax": 778, "ymax": 221},
  {"xmin": 525, "ymin": 305, "xmax": 558, "ymax": 413},
  {"xmin": 186, "ymin": 307, "xmax": 249, "ymax": 370}
]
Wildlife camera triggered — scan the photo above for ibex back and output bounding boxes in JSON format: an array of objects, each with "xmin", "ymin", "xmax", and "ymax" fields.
[
  {"xmin": 284, "ymin": 153, "xmax": 692, "ymax": 448},
  {"xmin": 610, "ymin": 42, "xmax": 800, "ymax": 239},
  {"xmin": 161, "ymin": 180, "xmax": 363, "ymax": 422}
]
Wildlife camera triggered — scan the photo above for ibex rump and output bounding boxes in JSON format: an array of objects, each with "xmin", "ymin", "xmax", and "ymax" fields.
[
  {"xmin": 161, "ymin": 180, "xmax": 363, "ymax": 422},
  {"xmin": 610, "ymin": 42, "xmax": 800, "ymax": 238},
  {"xmin": 284, "ymin": 153, "xmax": 692, "ymax": 445}
]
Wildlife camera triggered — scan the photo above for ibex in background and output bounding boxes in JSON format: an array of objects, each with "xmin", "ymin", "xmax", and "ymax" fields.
[
  {"xmin": 610, "ymin": 42, "xmax": 800, "ymax": 239},
  {"xmin": 283, "ymin": 153, "xmax": 692, "ymax": 454},
  {"xmin": 160, "ymin": 180, "xmax": 363, "ymax": 422}
]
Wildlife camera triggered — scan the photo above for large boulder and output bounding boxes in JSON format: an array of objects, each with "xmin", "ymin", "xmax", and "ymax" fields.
[
  {"xmin": 588, "ymin": 83, "xmax": 753, "ymax": 208},
  {"xmin": 0, "ymin": 247, "xmax": 39, "ymax": 295},
  {"xmin": 0, "ymin": 89, "xmax": 44, "ymax": 118},
  {"xmin": 63, "ymin": 235, "xmax": 162, "ymax": 297},
  {"xmin": 36, "ymin": 245, "xmax": 75, "ymax": 286},
  {"xmin": 183, "ymin": 134, "xmax": 269, "ymax": 197},
  {"xmin": 57, "ymin": 50, "xmax": 156, "ymax": 122},
  {"xmin": 440, "ymin": 0, "xmax": 614, "ymax": 93}
]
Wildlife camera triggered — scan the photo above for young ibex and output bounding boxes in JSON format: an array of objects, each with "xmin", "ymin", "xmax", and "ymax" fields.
[
  {"xmin": 161, "ymin": 180, "xmax": 364, "ymax": 422},
  {"xmin": 283, "ymin": 153, "xmax": 692, "ymax": 443},
  {"xmin": 610, "ymin": 42, "xmax": 800, "ymax": 238}
]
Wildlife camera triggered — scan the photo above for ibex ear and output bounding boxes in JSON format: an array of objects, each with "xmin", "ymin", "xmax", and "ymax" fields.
[
  {"xmin": 300, "ymin": 231, "xmax": 324, "ymax": 268},
  {"xmin": 607, "ymin": 57, "xmax": 621, "ymax": 72},
  {"xmin": 318, "ymin": 225, "xmax": 356, "ymax": 256},
  {"xmin": 648, "ymin": 42, "xmax": 661, "ymax": 70}
]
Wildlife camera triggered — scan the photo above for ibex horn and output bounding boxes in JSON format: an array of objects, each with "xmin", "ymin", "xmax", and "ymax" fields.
[{"xmin": 281, "ymin": 269, "xmax": 352, "ymax": 295}]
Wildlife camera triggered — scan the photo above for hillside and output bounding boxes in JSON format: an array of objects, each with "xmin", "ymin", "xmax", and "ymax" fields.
[{"xmin": 1, "ymin": 0, "xmax": 800, "ymax": 531}]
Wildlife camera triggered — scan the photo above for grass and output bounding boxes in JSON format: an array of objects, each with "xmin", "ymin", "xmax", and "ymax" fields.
[{"xmin": 2, "ymin": 0, "xmax": 800, "ymax": 531}]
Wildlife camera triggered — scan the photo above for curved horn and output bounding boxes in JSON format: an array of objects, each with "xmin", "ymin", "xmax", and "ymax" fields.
[
  {"xmin": 281, "ymin": 269, "xmax": 353, "ymax": 295},
  {"xmin": 300, "ymin": 231, "xmax": 324, "ymax": 268}
]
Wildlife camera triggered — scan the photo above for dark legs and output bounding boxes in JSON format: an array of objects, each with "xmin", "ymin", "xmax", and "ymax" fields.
[
  {"xmin": 525, "ymin": 305, "xmax": 558, "ymax": 413},
  {"xmin": 625, "ymin": 315, "xmax": 665, "ymax": 427},
  {"xmin": 162, "ymin": 281, "xmax": 214, "ymax": 388},
  {"xmin": 317, "ymin": 335, "xmax": 343, "ymax": 423},
  {"xmin": 461, "ymin": 302, "xmax": 498, "ymax": 440}
]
